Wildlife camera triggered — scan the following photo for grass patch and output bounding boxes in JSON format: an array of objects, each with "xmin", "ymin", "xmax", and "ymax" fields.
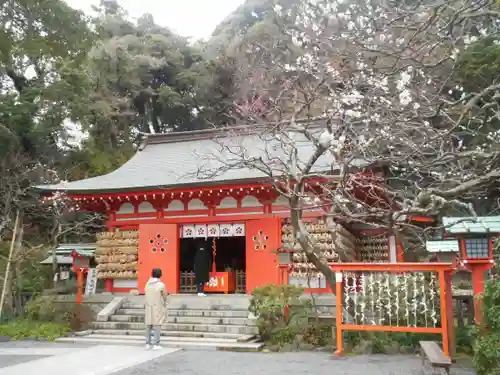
[{"xmin": 0, "ymin": 319, "xmax": 70, "ymax": 341}]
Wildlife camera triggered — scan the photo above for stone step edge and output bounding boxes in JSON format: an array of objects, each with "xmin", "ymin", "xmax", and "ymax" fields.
[
  {"xmin": 115, "ymin": 307, "xmax": 249, "ymax": 315},
  {"xmin": 92, "ymin": 322, "xmax": 256, "ymax": 329},
  {"xmin": 85, "ymin": 329, "xmax": 256, "ymax": 341},
  {"xmin": 122, "ymin": 306, "xmax": 250, "ymax": 311},
  {"xmin": 79, "ymin": 334, "xmax": 241, "ymax": 343},
  {"xmin": 56, "ymin": 337, "xmax": 263, "ymax": 352},
  {"xmin": 109, "ymin": 316, "xmax": 256, "ymax": 325}
]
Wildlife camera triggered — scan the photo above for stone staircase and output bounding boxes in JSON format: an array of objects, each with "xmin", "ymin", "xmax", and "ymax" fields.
[{"xmin": 57, "ymin": 294, "xmax": 262, "ymax": 351}]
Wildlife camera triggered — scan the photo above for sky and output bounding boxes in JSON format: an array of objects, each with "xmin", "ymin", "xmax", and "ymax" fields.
[{"xmin": 64, "ymin": 0, "xmax": 244, "ymax": 40}]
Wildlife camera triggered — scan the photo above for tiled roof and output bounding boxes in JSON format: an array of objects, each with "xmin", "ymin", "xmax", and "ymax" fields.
[
  {"xmin": 442, "ymin": 216, "xmax": 500, "ymax": 234},
  {"xmin": 36, "ymin": 126, "xmax": 367, "ymax": 193}
]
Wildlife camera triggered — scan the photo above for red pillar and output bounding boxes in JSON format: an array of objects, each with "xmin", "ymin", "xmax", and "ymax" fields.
[
  {"xmin": 105, "ymin": 278, "xmax": 113, "ymax": 293},
  {"xmin": 334, "ymin": 272, "xmax": 344, "ymax": 357},
  {"xmin": 469, "ymin": 262, "xmax": 494, "ymax": 324},
  {"xmin": 445, "ymin": 271, "xmax": 456, "ymax": 359},
  {"xmin": 76, "ymin": 270, "xmax": 84, "ymax": 305}
]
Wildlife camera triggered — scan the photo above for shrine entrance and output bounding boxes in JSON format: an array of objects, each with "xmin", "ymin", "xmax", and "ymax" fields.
[{"xmin": 179, "ymin": 223, "xmax": 247, "ymax": 294}]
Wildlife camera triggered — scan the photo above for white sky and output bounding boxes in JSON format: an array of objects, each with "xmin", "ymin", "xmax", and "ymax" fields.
[{"xmin": 64, "ymin": 0, "xmax": 244, "ymax": 40}]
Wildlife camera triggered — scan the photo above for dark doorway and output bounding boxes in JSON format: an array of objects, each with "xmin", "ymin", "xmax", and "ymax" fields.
[
  {"xmin": 212, "ymin": 237, "xmax": 245, "ymax": 272},
  {"xmin": 179, "ymin": 237, "xmax": 246, "ymax": 293}
]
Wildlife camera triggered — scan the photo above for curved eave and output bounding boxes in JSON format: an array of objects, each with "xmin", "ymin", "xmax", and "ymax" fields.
[{"xmin": 35, "ymin": 177, "xmax": 273, "ymax": 196}]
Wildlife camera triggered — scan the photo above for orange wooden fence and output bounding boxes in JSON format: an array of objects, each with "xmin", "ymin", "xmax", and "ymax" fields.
[
  {"xmin": 330, "ymin": 263, "xmax": 455, "ymax": 357},
  {"xmin": 278, "ymin": 262, "xmax": 456, "ymax": 357}
]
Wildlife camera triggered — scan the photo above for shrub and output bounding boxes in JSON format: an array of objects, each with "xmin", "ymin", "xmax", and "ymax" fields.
[
  {"xmin": 24, "ymin": 295, "xmax": 94, "ymax": 330},
  {"xmin": 473, "ymin": 277, "xmax": 500, "ymax": 375},
  {"xmin": 249, "ymin": 284, "xmax": 310, "ymax": 345},
  {"xmin": 0, "ymin": 320, "xmax": 70, "ymax": 341}
]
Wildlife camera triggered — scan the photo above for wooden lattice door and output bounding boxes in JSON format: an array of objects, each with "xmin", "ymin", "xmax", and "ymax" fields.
[
  {"xmin": 245, "ymin": 218, "xmax": 281, "ymax": 293},
  {"xmin": 138, "ymin": 223, "xmax": 179, "ymax": 294}
]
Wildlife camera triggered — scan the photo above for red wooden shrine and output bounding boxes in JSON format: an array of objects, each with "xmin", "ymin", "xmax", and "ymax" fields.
[{"xmin": 37, "ymin": 128, "xmax": 434, "ymax": 295}]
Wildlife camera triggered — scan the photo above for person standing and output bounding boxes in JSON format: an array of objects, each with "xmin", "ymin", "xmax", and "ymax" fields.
[
  {"xmin": 145, "ymin": 268, "xmax": 167, "ymax": 350},
  {"xmin": 194, "ymin": 246, "xmax": 210, "ymax": 296}
]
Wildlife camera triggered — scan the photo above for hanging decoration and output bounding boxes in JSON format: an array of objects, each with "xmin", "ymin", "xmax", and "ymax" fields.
[
  {"xmin": 182, "ymin": 225, "xmax": 195, "ymax": 238},
  {"xmin": 212, "ymin": 238, "xmax": 217, "ymax": 273},
  {"xmin": 219, "ymin": 224, "xmax": 233, "ymax": 237},
  {"xmin": 232, "ymin": 223, "xmax": 245, "ymax": 236},
  {"xmin": 207, "ymin": 224, "xmax": 220, "ymax": 237},
  {"xmin": 180, "ymin": 223, "xmax": 245, "ymax": 238},
  {"xmin": 195, "ymin": 225, "xmax": 207, "ymax": 238}
]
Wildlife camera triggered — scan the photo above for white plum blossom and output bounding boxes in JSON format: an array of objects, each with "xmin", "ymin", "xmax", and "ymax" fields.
[{"xmin": 204, "ymin": 0, "xmax": 500, "ymax": 268}]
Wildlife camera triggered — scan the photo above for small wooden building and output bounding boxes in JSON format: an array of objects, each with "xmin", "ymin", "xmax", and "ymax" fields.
[{"xmin": 36, "ymin": 127, "xmax": 410, "ymax": 295}]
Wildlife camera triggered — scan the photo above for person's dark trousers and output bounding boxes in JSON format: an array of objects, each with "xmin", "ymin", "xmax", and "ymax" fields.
[{"xmin": 197, "ymin": 282, "xmax": 205, "ymax": 294}]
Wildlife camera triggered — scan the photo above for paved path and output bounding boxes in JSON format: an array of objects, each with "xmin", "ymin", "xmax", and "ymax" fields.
[{"xmin": 0, "ymin": 343, "xmax": 180, "ymax": 375}]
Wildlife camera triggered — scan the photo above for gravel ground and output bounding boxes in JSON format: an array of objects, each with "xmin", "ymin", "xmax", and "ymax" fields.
[
  {"xmin": 0, "ymin": 341, "xmax": 476, "ymax": 375},
  {"xmin": 111, "ymin": 350, "xmax": 476, "ymax": 375}
]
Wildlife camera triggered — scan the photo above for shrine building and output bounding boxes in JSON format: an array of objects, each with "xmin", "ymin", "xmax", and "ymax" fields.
[{"xmin": 36, "ymin": 126, "xmax": 411, "ymax": 295}]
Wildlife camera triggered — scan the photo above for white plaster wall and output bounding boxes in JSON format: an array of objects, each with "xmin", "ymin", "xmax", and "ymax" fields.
[
  {"xmin": 164, "ymin": 199, "xmax": 184, "ymax": 211},
  {"xmin": 241, "ymin": 195, "xmax": 262, "ymax": 208},
  {"xmin": 218, "ymin": 196, "xmax": 237, "ymax": 209},
  {"xmin": 138, "ymin": 201, "xmax": 155, "ymax": 213},
  {"xmin": 117, "ymin": 202, "xmax": 134, "ymax": 214},
  {"xmin": 187, "ymin": 198, "xmax": 207, "ymax": 210}
]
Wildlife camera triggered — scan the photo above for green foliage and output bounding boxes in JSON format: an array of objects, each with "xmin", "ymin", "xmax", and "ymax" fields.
[
  {"xmin": 249, "ymin": 284, "xmax": 309, "ymax": 345},
  {"xmin": 473, "ymin": 277, "xmax": 500, "ymax": 375},
  {"xmin": 0, "ymin": 320, "xmax": 70, "ymax": 341},
  {"xmin": 456, "ymin": 37, "xmax": 500, "ymax": 93},
  {"xmin": 24, "ymin": 295, "xmax": 94, "ymax": 331},
  {"xmin": 0, "ymin": 0, "xmax": 94, "ymax": 156},
  {"xmin": 300, "ymin": 321, "xmax": 333, "ymax": 347},
  {"xmin": 343, "ymin": 331, "xmax": 440, "ymax": 353},
  {"xmin": 455, "ymin": 325, "xmax": 475, "ymax": 355}
]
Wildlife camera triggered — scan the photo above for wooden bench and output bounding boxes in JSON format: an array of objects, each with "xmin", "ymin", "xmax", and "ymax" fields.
[{"xmin": 419, "ymin": 341, "xmax": 452, "ymax": 375}]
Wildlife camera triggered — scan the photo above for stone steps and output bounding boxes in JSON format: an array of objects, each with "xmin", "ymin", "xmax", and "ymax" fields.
[
  {"xmin": 56, "ymin": 334, "xmax": 263, "ymax": 351},
  {"xmin": 91, "ymin": 295, "xmax": 259, "ymax": 349},
  {"xmin": 92, "ymin": 321, "xmax": 258, "ymax": 334},
  {"xmin": 90, "ymin": 329, "xmax": 253, "ymax": 341},
  {"xmin": 109, "ymin": 314, "xmax": 256, "ymax": 326},
  {"xmin": 115, "ymin": 308, "xmax": 249, "ymax": 318},
  {"xmin": 125, "ymin": 294, "xmax": 251, "ymax": 311}
]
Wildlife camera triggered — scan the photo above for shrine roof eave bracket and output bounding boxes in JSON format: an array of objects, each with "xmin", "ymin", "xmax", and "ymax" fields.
[
  {"xmin": 35, "ymin": 178, "xmax": 274, "ymax": 196},
  {"xmin": 35, "ymin": 175, "xmax": 347, "ymax": 199}
]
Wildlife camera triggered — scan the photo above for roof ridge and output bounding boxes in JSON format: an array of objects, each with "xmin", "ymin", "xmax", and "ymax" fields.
[
  {"xmin": 143, "ymin": 125, "xmax": 254, "ymax": 146},
  {"xmin": 140, "ymin": 120, "xmax": 329, "ymax": 148}
]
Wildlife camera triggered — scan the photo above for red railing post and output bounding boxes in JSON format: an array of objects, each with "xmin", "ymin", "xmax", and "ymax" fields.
[
  {"xmin": 445, "ymin": 270, "xmax": 456, "ymax": 359},
  {"xmin": 438, "ymin": 270, "xmax": 450, "ymax": 357},
  {"xmin": 334, "ymin": 271, "xmax": 344, "ymax": 357}
]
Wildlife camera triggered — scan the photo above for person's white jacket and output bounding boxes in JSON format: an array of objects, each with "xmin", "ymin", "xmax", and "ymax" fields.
[{"xmin": 144, "ymin": 277, "xmax": 166, "ymax": 326}]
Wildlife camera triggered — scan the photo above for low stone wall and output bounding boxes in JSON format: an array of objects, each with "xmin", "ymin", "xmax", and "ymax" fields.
[
  {"xmin": 300, "ymin": 294, "xmax": 337, "ymax": 316},
  {"xmin": 51, "ymin": 294, "xmax": 115, "ymax": 314}
]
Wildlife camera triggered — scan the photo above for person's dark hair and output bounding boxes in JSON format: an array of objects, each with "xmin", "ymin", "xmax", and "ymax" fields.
[{"xmin": 152, "ymin": 268, "xmax": 162, "ymax": 278}]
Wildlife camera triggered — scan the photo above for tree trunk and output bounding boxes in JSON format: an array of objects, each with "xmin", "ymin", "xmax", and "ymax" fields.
[
  {"xmin": 52, "ymin": 222, "xmax": 61, "ymax": 288},
  {"xmin": 289, "ymin": 195, "xmax": 337, "ymax": 292},
  {"xmin": 0, "ymin": 211, "xmax": 22, "ymax": 320}
]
